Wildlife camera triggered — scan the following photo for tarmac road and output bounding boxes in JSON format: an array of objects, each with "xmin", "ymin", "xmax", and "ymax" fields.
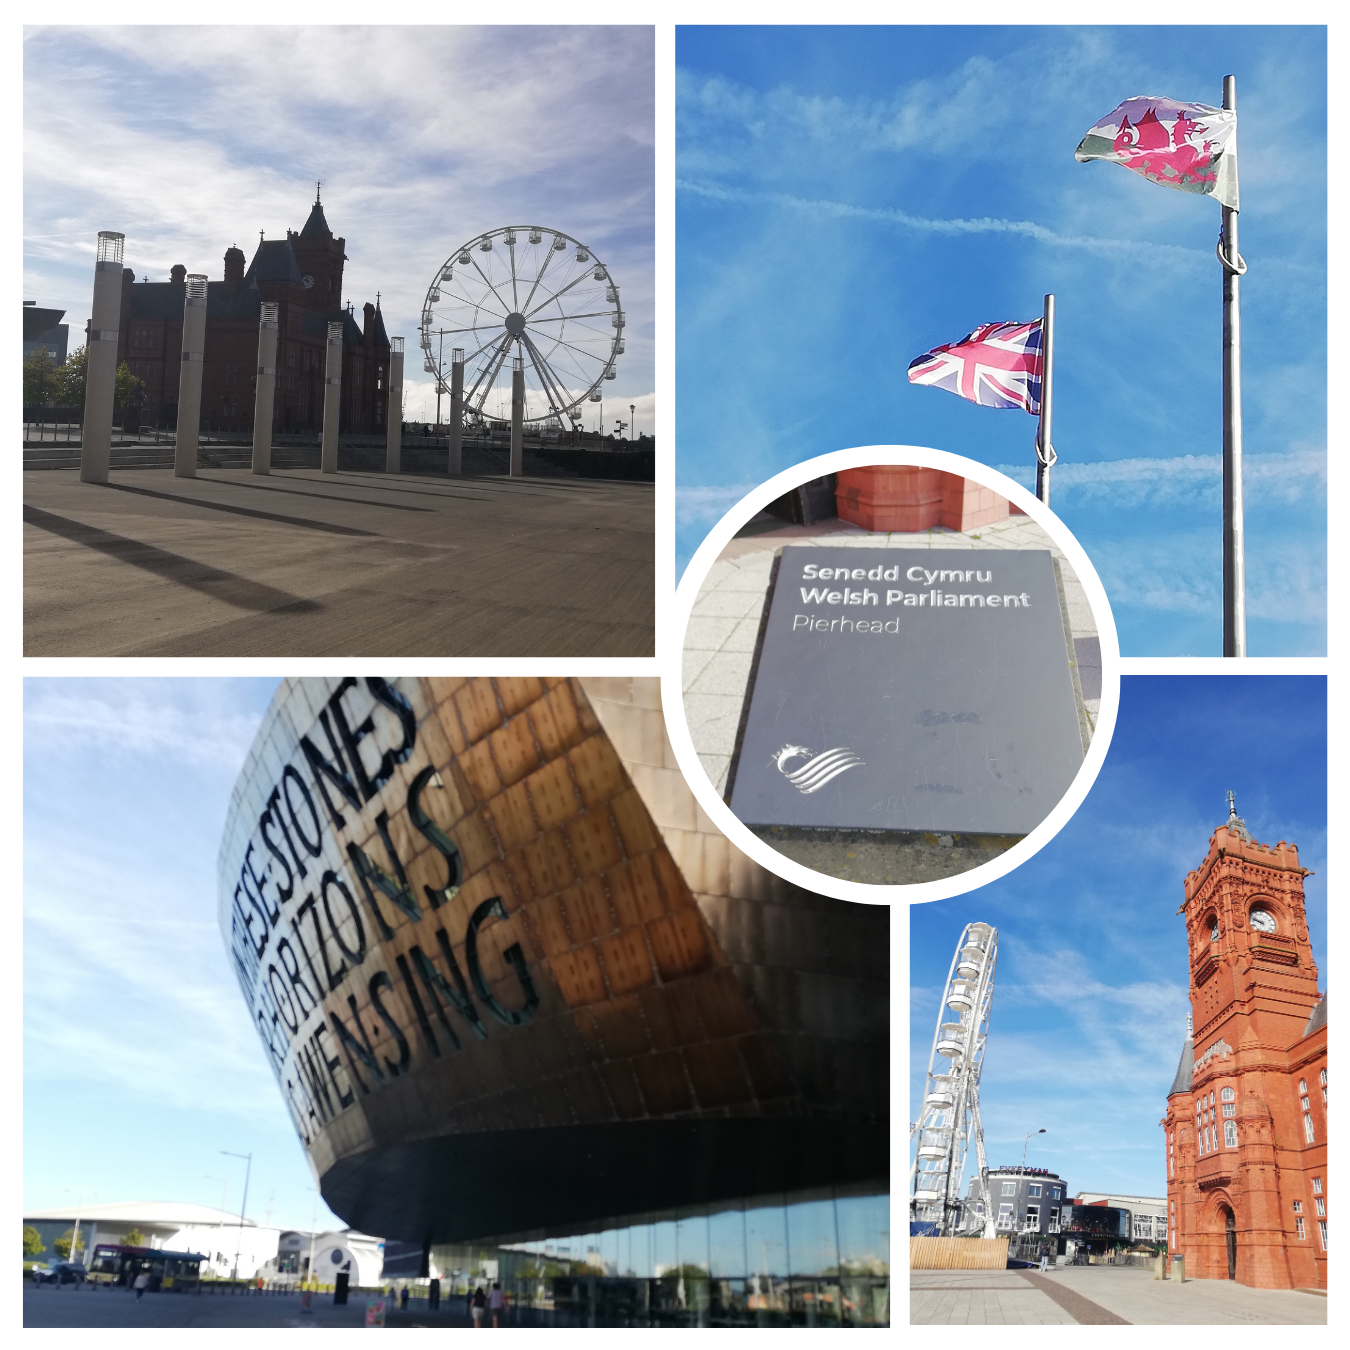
[{"xmin": 23, "ymin": 1282, "xmax": 374, "ymax": 1328}]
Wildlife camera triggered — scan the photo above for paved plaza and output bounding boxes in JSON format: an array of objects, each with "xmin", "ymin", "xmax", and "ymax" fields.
[
  {"xmin": 680, "ymin": 513, "xmax": 1101, "ymax": 884},
  {"xmin": 911, "ymin": 1267, "xmax": 1327, "ymax": 1326},
  {"xmin": 24, "ymin": 468, "xmax": 653, "ymax": 657}
]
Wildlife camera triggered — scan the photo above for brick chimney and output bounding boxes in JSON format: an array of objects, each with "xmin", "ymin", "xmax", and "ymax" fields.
[
  {"xmin": 224, "ymin": 246, "xmax": 245, "ymax": 284},
  {"xmin": 170, "ymin": 264, "xmax": 186, "ymax": 285},
  {"xmin": 363, "ymin": 301, "xmax": 375, "ymax": 344}
]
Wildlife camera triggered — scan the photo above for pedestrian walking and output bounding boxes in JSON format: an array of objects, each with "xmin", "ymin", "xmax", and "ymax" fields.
[
  {"xmin": 399, "ymin": 1286, "xmax": 409, "ymax": 1310},
  {"xmin": 133, "ymin": 1270, "xmax": 149, "ymax": 1301},
  {"xmin": 471, "ymin": 1283, "xmax": 486, "ymax": 1327},
  {"xmin": 488, "ymin": 1281, "xmax": 504, "ymax": 1327}
]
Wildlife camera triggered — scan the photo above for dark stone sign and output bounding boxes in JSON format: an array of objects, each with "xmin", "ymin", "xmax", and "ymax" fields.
[{"xmin": 728, "ymin": 547, "xmax": 1085, "ymax": 835}]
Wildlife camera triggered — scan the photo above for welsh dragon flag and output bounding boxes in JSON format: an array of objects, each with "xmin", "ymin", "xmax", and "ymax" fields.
[{"xmin": 1075, "ymin": 96, "xmax": 1238, "ymax": 210}]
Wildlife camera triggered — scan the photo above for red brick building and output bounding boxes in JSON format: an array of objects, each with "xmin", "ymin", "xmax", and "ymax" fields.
[
  {"xmin": 1162, "ymin": 797, "xmax": 1327, "ymax": 1289},
  {"xmin": 108, "ymin": 191, "xmax": 391, "ymax": 435}
]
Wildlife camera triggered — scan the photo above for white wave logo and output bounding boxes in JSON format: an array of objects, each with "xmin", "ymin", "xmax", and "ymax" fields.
[{"xmin": 773, "ymin": 743, "xmax": 863, "ymax": 795}]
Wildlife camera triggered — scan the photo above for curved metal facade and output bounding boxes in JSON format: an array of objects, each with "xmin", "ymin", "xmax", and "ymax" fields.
[{"xmin": 218, "ymin": 677, "xmax": 888, "ymax": 1248}]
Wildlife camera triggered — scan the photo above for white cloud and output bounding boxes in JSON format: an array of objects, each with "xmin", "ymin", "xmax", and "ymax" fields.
[
  {"xmin": 994, "ymin": 445, "xmax": 1326, "ymax": 509},
  {"xmin": 678, "ymin": 177, "xmax": 1214, "ymax": 268},
  {"xmin": 24, "ymin": 681, "xmax": 272, "ymax": 771},
  {"xmin": 23, "ymin": 26, "xmax": 653, "ymax": 397}
]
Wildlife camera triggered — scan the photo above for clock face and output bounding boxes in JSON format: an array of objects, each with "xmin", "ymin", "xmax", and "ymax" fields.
[
  {"xmin": 1249, "ymin": 909, "xmax": 1277, "ymax": 933},
  {"xmin": 302, "ymin": 274, "xmax": 315, "ymax": 289}
]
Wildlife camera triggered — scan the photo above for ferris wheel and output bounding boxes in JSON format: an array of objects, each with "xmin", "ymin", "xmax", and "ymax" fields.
[
  {"xmin": 418, "ymin": 226, "xmax": 624, "ymax": 428},
  {"xmin": 910, "ymin": 921, "xmax": 998, "ymax": 1237}
]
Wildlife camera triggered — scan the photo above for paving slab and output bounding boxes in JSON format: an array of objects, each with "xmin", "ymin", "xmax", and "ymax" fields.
[
  {"xmin": 910, "ymin": 1268, "xmax": 1326, "ymax": 1325},
  {"xmin": 24, "ymin": 467, "xmax": 653, "ymax": 657}
]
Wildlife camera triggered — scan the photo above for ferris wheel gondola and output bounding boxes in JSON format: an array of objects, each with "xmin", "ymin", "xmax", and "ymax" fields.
[
  {"xmin": 418, "ymin": 226, "xmax": 622, "ymax": 426},
  {"xmin": 910, "ymin": 922, "xmax": 998, "ymax": 1237}
]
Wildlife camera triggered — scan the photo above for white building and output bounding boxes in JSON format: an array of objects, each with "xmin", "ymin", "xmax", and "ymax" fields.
[{"xmin": 23, "ymin": 1201, "xmax": 383, "ymax": 1283}]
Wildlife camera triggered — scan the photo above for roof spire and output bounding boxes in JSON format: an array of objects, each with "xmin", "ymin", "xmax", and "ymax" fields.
[
  {"xmin": 1186, "ymin": 1010, "xmax": 1193, "ymax": 1037},
  {"xmin": 376, "ymin": 291, "xmax": 381, "ymax": 309},
  {"xmin": 316, "ymin": 180, "xmax": 322, "ymax": 204},
  {"xmin": 1223, "ymin": 790, "xmax": 1252, "ymax": 841}
]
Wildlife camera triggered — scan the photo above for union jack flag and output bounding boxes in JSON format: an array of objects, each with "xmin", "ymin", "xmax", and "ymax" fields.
[{"xmin": 908, "ymin": 320, "xmax": 1043, "ymax": 414}]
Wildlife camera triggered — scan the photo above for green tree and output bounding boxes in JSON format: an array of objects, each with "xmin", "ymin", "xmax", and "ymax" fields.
[
  {"xmin": 123, "ymin": 1228, "xmax": 146, "ymax": 1248},
  {"xmin": 24, "ymin": 1225, "xmax": 45, "ymax": 1259},
  {"xmin": 51, "ymin": 345, "xmax": 87, "ymax": 407},
  {"xmin": 53, "ymin": 1228, "xmax": 84, "ymax": 1261},
  {"xmin": 23, "ymin": 348, "xmax": 56, "ymax": 405},
  {"xmin": 115, "ymin": 361, "xmax": 144, "ymax": 410}
]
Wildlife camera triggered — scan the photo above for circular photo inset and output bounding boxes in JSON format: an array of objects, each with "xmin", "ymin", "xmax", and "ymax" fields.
[{"xmin": 672, "ymin": 449, "xmax": 1119, "ymax": 894}]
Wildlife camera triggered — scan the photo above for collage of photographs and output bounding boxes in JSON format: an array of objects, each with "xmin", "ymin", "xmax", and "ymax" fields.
[{"xmin": 20, "ymin": 15, "xmax": 1330, "ymax": 1338}]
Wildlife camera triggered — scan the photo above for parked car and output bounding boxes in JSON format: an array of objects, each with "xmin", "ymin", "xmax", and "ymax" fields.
[{"xmin": 31, "ymin": 1262, "xmax": 87, "ymax": 1285}]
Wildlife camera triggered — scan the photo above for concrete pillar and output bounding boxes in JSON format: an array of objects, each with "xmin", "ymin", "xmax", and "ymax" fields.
[
  {"xmin": 174, "ymin": 274, "xmax": 208, "ymax": 477},
  {"xmin": 251, "ymin": 302, "xmax": 279, "ymax": 475},
  {"xmin": 80, "ymin": 230, "xmax": 124, "ymax": 484},
  {"xmin": 509, "ymin": 356, "xmax": 524, "ymax": 477},
  {"xmin": 385, "ymin": 337, "xmax": 404, "ymax": 474},
  {"xmin": 448, "ymin": 348, "xmax": 464, "ymax": 476},
  {"xmin": 1170, "ymin": 1253, "xmax": 1185, "ymax": 1283},
  {"xmin": 321, "ymin": 320, "xmax": 343, "ymax": 474}
]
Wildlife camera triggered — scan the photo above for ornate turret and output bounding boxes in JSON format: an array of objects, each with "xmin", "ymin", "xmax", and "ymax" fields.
[{"xmin": 1180, "ymin": 793, "xmax": 1317, "ymax": 1048}]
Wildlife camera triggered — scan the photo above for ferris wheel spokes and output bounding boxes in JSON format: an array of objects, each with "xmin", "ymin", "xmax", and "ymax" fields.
[
  {"xmin": 464, "ymin": 334, "xmax": 513, "ymax": 411},
  {"xmin": 520, "ymin": 334, "xmax": 571, "ymax": 418},
  {"xmin": 420, "ymin": 226, "xmax": 622, "ymax": 425},
  {"xmin": 518, "ymin": 244, "xmax": 558, "ymax": 316},
  {"xmin": 911, "ymin": 921, "xmax": 998, "ymax": 1237}
]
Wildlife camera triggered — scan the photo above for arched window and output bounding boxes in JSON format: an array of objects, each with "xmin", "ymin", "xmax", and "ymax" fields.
[
  {"xmin": 1221, "ymin": 1087, "xmax": 1235, "ymax": 1101},
  {"xmin": 1223, "ymin": 1120, "xmax": 1238, "ymax": 1147}
]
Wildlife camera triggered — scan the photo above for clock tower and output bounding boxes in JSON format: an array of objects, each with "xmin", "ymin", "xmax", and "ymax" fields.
[
  {"xmin": 1162, "ymin": 796, "xmax": 1327, "ymax": 1290},
  {"xmin": 289, "ymin": 183, "xmax": 347, "ymax": 310}
]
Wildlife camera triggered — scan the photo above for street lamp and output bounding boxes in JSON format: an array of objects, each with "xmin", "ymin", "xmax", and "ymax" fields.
[
  {"xmin": 307, "ymin": 1186, "xmax": 320, "ymax": 1289},
  {"xmin": 220, "ymin": 1150, "xmax": 252, "ymax": 1284},
  {"xmin": 1020, "ymin": 1128, "xmax": 1046, "ymax": 1175},
  {"xmin": 630, "ymin": 403, "xmax": 635, "ymax": 440}
]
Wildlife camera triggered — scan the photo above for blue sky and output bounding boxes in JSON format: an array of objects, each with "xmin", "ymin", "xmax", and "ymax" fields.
[
  {"xmin": 23, "ymin": 25, "xmax": 654, "ymax": 433},
  {"xmin": 21, "ymin": 678, "xmax": 353, "ymax": 1234},
  {"xmin": 910, "ymin": 675, "xmax": 1326, "ymax": 1201},
  {"xmin": 676, "ymin": 26, "xmax": 1326, "ymax": 656}
]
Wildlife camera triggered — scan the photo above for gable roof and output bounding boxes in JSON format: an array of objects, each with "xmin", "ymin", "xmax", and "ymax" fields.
[
  {"xmin": 1167, "ymin": 1033, "xmax": 1194, "ymax": 1096},
  {"xmin": 370, "ymin": 303, "xmax": 389, "ymax": 348},
  {"xmin": 1303, "ymin": 994, "xmax": 1327, "ymax": 1036},
  {"xmin": 299, "ymin": 199, "xmax": 331, "ymax": 239},
  {"xmin": 244, "ymin": 239, "xmax": 303, "ymax": 286}
]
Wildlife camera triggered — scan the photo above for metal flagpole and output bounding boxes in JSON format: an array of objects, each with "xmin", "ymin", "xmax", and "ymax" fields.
[
  {"xmin": 1220, "ymin": 74, "xmax": 1246, "ymax": 657},
  {"xmin": 1035, "ymin": 293, "xmax": 1056, "ymax": 505}
]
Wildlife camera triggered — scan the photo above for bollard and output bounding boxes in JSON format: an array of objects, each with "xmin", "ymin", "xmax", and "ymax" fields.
[
  {"xmin": 252, "ymin": 301, "xmax": 279, "ymax": 474},
  {"xmin": 175, "ymin": 273, "xmax": 208, "ymax": 477},
  {"xmin": 448, "ymin": 349, "xmax": 464, "ymax": 475},
  {"xmin": 1154, "ymin": 1251, "xmax": 1167, "ymax": 1281},
  {"xmin": 81, "ymin": 230, "xmax": 124, "ymax": 484},
  {"xmin": 385, "ymin": 337, "xmax": 404, "ymax": 474},
  {"xmin": 321, "ymin": 320, "xmax": 344, "ymax": 474},
  {"xmin": 509, "ymin": 355, "xmax": 524, "ymax": 476},
  {"xmin": 1170, "ymin": 1254, "xmax": 1185, "ymax": 1284}
]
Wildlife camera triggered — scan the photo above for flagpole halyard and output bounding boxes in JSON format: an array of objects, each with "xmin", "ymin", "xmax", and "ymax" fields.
[
  {"xmin": 1220, "ymin": 73, "xmax": 1246, "ymax": 657},
  {"xmin": 1036, "ymin": 293, "xmax": 1056, "ymax": 506}
]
